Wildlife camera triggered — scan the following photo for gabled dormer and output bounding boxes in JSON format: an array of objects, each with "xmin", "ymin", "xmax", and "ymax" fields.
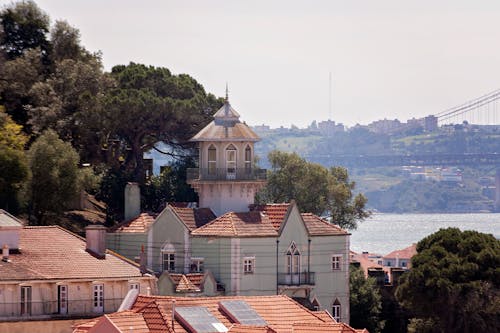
[{"xmin": 187, "ymin": 90, "xmax": 267, "ymax": 216}]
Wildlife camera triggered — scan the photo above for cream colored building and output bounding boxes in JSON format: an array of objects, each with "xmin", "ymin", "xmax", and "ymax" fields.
[{"xmin": 0, "ymin": 210, "xmax": 156, "ymax": 321}]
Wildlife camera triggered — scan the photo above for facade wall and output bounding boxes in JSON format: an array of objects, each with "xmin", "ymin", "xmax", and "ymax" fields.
[
  {"xmin": 310, "ymin": 235, "xmax": 350, "ymax": 324},
  {"xmin": 199, "ymin": 141, "xmax": 255, "ymax": 170},
  {"xmin": 191, "ymin": 237, "xmax": 231, "ymax": 293},
  {"xmin": 151, "ymin": 208, "xmax": 190, "ymax": 274},
  {"xmin": 198, "ymin": 183, "xmax": 258, "ymax": 216},
  {"xmin": 106, "ymin": 233, "xmax": 146, "ymax": 263}
]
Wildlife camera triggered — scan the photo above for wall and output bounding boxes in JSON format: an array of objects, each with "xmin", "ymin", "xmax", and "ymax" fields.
[{"xmin": 106, "ymin": 232, "xmax": 146, "ymax": 264}]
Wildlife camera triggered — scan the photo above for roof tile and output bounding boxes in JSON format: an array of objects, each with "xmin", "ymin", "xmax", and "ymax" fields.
[
  {"xmin": 170, "ymin": 206, "xmax": 216, "ymax": 231},
  {"xmin": 191, "ymin": 212, "xmax": 278, "ymax": 237}
]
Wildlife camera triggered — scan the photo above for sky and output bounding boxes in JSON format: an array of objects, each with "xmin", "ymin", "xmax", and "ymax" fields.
[{"xmin": 7, "ymin": 0, "xmax": 500, "ymax": 128}]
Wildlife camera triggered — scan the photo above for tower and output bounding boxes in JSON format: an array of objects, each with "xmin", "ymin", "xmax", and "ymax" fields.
[{"xmin": 187, "ymin": 92, "xmax": 266, "ymax": 216}]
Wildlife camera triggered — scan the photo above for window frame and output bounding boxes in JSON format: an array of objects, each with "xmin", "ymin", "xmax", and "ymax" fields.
[
  {"xmin": 331, "ymin": 254, "xmax": 342, "ymax": 271},
  {"xmin": 332, "ymin": 299, "xmax": 341, "ymax": 322},
  {"xmin": 243, "ymin": 257, "xmax": 255, "ymax": 274},
  {"xmin": 162, "ymin": 252, "xmax": 175, "ymax": 272},
  {"xmin": 190, "ymin": 257, "xmax": 205, "ymax": 273},
  {"xmin": 207, "ymin": 145, "xmax": 217, "ymax": 175}
]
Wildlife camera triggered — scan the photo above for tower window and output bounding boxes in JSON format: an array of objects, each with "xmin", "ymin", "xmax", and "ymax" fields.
[
  {"xmin": 245, "ymin": 145, "xmax": 252, "ymax": 174},
  {"xmin": 208, "ymin": 145, "xmax": 217, "ymax": 175}
]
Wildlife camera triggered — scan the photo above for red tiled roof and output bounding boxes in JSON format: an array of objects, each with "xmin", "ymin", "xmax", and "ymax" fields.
[
  {"xmin": 109, "ymin": 213, "xmax": 157, "ymax": 233},
  {"xmin": 169, "ymin": 273, "xmax": 204, "ymax": 289},
  {"xmin": 249, "ymin": 203, "xmax": 291, "ymax": 230},
  {"xmin": 350, "ymin": 251, "xmax": 384, "ymax": 277},
  {"xmin": 170, "ymin": 206, "xmax": 216, "ymax": 231},
  {"xmin": 384, "ymin": 243, "xmax": 417, "ymax": 260},
  {"xmin": 0, "ymin": 226, "xmax": 144, "ymax": 281},
  {"xmin": 175, "ymin": 275, "xmax": 201, "ymax": 292},
  {"xmin": 104, "ymin": 311, "xmax": 150, "ymax": 333},
  {"xmin": 191, "ymin": 212, "xmax": 278, "ymax": 237},
  {"xmin": 75, "ymin": 295, "xmax": 367, "ymax": 333},
  {"xmin": 301, "ymin": 213, "xmax": 349, "ymax": 236},
  {"xmin": 190, "ymin": 121, "xmax": 260, "ymax": 142}
]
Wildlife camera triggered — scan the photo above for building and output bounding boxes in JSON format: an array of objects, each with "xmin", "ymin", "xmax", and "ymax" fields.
[
  {"xmin": 73, "ymin": 294, "xmax": 368, "ymax": 333},
  {"xmin": 0, "ymin": 210, "xmax": 156, "ymax": 321},
  {"xmin": 382, "ymin": 244, "xmax": 417, "ymax": 269},
  {"xmin": 107, "ymin": 94, "xmax": 351, "ymax": 322}
]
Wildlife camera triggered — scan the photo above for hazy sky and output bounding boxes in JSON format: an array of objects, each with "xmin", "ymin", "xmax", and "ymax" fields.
[{"xmin": 11, "ymin": 0, "xmax": 500, "ymax": 127}]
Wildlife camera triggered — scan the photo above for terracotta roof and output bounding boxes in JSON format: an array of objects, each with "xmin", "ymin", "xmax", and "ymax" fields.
[
  {"xmin": 75, "ymin": 295, "xmax": 367, "ymax": 333},
  {"xmin": 170, "ymin": 206, "xmax": 216, "ymax": 231},
  {"xmin": 191, "ymin": 212, "xmax": 278, "ymax": 237},
  {"xmin": 384, "ymin": 243, "xmax": 417, "ymax": 260},
  {"xmin": 169, "ymin": 273, "xmax": 204, "ymax": 289},
  {"xmin": 0, "ymin": 209, "xmax": 23, "ymax": 227},
  {"xmin": 249, "ymin": 203, "xmax": 291, "ymax": 230},
  {"xmin": 350, "ymin": 251, "xmax": 384, "ymax": 277},
  {"xmin": 190, "ymin": 121, "xmax": 260, "ymax": 142},
  {"xmin": 109, "ymin": 213, "xmax": 157, "ymax": 233},
  {"xmin": 104, "ymin": 311, "xmax": 150, "ymax": 333},
  {"xmin": 301, "ymin": 213, "xmax": 349, "ymax": 236},
  {"xmin": 175, "ymin": 275, "xmax": 201, "ymax": 293},
  {"xmin": 0, "ymin": 226, "xmax": 145, "ymax": 281}
]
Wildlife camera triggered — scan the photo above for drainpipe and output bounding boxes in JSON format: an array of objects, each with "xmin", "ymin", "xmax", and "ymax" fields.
[
  {"xmin": 276, "ymin": 239, "xmax": 279, "ymax": 295},
  {"xmin": 307, "ymin": 239, "xmax": 311, "ymax": 283}
]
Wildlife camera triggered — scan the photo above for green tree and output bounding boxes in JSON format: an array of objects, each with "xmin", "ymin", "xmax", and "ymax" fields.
[
  {"xmin": 257, "ymin": 150, "xmax": 369, "ymax": 229},
  {"xmin": 396, "ymin": 228, "xmax": 500, "ymax": 333},
  {"xmin": 28, "ymin": 130, "xmax": 81, "ymax": 224},
  {"xmin": 0, "ymin": 108, "xmax": 28, "ymax": 212},
  {"xmin": 102, "ymin": 63, "xmax": 221, "ymax": 182},
  {"xmin": 350, "ymin": 265, "xmax": 384, "ymax": 333},
  {"xmin": 0, "ymin": 0, "xmax": 50, "ymax": 61}
]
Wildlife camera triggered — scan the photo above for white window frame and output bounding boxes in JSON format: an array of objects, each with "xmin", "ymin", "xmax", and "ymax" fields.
[
  {"xmin": 20, "ymin": 285, "xmax": 32, "ymax": 316},
  {"xmin": 332, "ymin": 300, "xmax": 341, "ymax": 322},
  {"xmin": 208, "ymin": 145, "xmax": 217, "ymax": 175},
  {"xmin": 226, "ymin": 144, "xmax": 237, "ymax": 179},
  {"xmin": 331, "ymin": 254, "xmax": 342, "ymax": 271},
  {"xmin": 92, "ymin": 284, "xmax": 104, "ymax": 313},
  {"xmin": 243, "ymin": 257, "xmax": 255, "ymax": 274},
  {"xmin": 190, "ymin": 257, "xmax": 204, "ymax": 273},
  {"xmin": 244, "ymin": 145, "xmax": 252, "ymax": 174},
  {"xmin": 58, "ymin": 284, "xmax": 68, "ymax": 314},
  {"xmin": 162, "ymin": 252, "xmax": 175, "ymax": 272}
]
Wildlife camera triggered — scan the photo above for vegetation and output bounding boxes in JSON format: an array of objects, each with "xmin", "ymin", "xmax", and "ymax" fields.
[
  {"xmin": 350, "ymin": 265, "xmax": 384, "ymax": 333},
  {"xmin": 396, "ymin": 228, "xmax": 500, "ymax": 333},
  {"xmin": 257, "ymin": 151, "xmax": 370, "ymax": 229}
]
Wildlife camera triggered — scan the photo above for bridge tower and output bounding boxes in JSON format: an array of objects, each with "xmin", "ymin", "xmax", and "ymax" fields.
[{"xmin": 495, "ymin": 169, "xmax": 500, "ymax": 212}]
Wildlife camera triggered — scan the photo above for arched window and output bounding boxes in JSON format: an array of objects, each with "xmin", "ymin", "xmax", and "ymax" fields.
[
  {"xmin": 332, "ymin": 299, "xmax": 341, "ymax": 322},
  {"xmin": 244, "ymin": 145, "xmax": 252, "ymax": 174},
  {"xmin": 286, "ymin": 242, "xmax": 300, "ymax": 275},
  {"xmin": 226, "ymin": 144, "xmax": 237, "ymax": 179},
  {"xmin": 208, "ymin": 145, "xmax": 217, "ymax": 175},
  {"xmin": 161, "ymin": 243, "xmax": 175, "ymax": 272}
]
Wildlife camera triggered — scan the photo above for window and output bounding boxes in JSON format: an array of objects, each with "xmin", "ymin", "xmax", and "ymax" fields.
[
  {"xmin": 332, "ymin": 299, "xmax": 341, "ymax": 322},
  {"xmin": 93, "ymin": 284, "xmax": 104, "ymax": 313},
  {"xmin": 244, "ymin": 145, "xmax": 252, "ymax": 174},
  {"xmin": 20, "ymin": 286, "xmax": 32, "ymax": 316},
  {"xmin": 311, "ymin": 298, "xmax": 320, "ymax": 311},
  {"xmin": 286, "ymin": 242, "xmax": 300, "ymax": 274},
  {"xmin": 58, "ymin": 285, "xmax": 68, "ymax": 314},
  {"xmin": 208, "ymin": 145, "xmax": 217, "ymax": 175},
  {"xmin": 129, "ymin": 283, "xmax": 140, "ymax": 291},
  {"xmin": 190, "ymin": 258, "xmax": 204, "ymax": 273},
  {"xmin": 243, "ymin": 257, "xmax": 255, "ymax": 274},
  {"xmin": 163, "ymin": 252, "xmax": 175, "ymax": 272},
  {"xmin": 226, "ymin": 144, "xmax": 237, "ymax": 179},
  {"xmin": 331, "ymin": 255, "xmax": 342, "ymax": 270},
  {"xmin": 387, "ymin": 261, "xmax": 391, "ymax": 267}
]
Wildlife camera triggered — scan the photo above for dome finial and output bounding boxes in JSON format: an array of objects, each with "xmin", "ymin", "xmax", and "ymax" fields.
[{"xmin": 225, "ymin": 82, "xmax": 229, "ymax": 102}]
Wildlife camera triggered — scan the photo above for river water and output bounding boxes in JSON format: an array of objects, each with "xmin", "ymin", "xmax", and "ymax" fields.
[{"xmin": 349, "ymin": 213, "xmax": 500, "ymax": 255}]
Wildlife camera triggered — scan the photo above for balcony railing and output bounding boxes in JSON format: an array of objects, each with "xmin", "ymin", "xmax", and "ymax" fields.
[
  {"xmin": 278, "ymin": 272, "xmax": 315, "ymax": 286},
  {"xmin": 187, "ymin": 168, "xmax": 267, "ymax": 181},
  {"xmin": 0, "ymin": 298, "xmax": 123, "ymax": 320}
]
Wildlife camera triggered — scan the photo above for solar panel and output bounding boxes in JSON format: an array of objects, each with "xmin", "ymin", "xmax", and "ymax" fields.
[
  {"xmin": 175, "ymin": 306, "xmax": 228, "ymax": 333},
  {"xmin": 219, "ymin": 300, "xmax": 267, "ymax": 326}
]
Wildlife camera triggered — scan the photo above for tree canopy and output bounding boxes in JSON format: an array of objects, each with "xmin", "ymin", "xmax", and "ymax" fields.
[
  {"xmin": 396, "ymin": 228, "xmax": 500, "ymax": 333},
  {"xmin": 350, "ymin": 265, "xmax": 384, "ymax": 333},
  {"xmin": 257, "ymin": 150, "xmax": 369, "ymax": 229}
]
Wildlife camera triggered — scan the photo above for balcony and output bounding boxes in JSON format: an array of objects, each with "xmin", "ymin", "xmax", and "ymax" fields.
[
  {"xmin": 186, "ymin": 168, "xmax": 267, "ymax": 182},
  {"xmin": 278, "ymin": 272, "xmax": 315, "ymax": 286},
  {"xmin": 0, "ymin": 298, "xmax": 124, "ymax": 321}
]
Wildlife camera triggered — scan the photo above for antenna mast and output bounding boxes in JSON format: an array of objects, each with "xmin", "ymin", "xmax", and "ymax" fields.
[{"xmin": 329, "ymin": 72, "xmax": 332, "ymax": 120}]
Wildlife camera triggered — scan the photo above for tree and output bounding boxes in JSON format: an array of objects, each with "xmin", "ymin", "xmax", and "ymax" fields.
[
  {"xmin": 102, "ymin": 63, "xmax": 222, "ymax": 182},
  {"xmin": 257, "ymin": 150, "xmax": 369, "ymax": 229},
  {"xmin": 0, "ymin": 0, "xmax": 50, "ymax": 61},
  {"xmin": 0, "ymin": 107, "xmax": 28, "ymax": 213},
  {"xmin": 350, "ymin": 265, "xmax": 384, "ymax": 333},
  {"xmin": 28, "ymin": 130, "xmax": 81, "ymax": 224},
  {"xmin": 396, "ymin": 228, "xmax": 500, "ymax": 333}
]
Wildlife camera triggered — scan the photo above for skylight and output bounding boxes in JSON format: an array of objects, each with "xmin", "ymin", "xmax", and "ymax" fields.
[
  {"xmin": 175, "ymin": 306, "xmax": 228, "ymax": 333},
  {"xmin": 219, "ymin": 300, "xmax": 267, "ymax": 326}
]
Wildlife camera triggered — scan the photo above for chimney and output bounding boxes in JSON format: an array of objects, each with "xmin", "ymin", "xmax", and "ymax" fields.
[
  {"xmin": 86, "ymin": 225, "xmax": 107, "ymax": 259},
  {"xmin": 2, "ymin": 244, "xmax": 9, "ymax": 262},
  {"xmin": 139, "ymin": 244, "xmax": 147, "ymax": 274},
  {"xmin": 124, "ymin": 182, "xmax": 141, "ymax": 221}
]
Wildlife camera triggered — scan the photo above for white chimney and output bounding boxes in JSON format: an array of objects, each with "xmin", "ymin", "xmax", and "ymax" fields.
[
  {"xmin": 85, "ymin": 225, "xmax": 107, "ymax": 259},
  {"xmin": 124, "ymin": 182, "xmax": 141, "ymax": 221},
  {"xmin": 2, "ymin": 244, "xmax": 9, "ymax": 262}
]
